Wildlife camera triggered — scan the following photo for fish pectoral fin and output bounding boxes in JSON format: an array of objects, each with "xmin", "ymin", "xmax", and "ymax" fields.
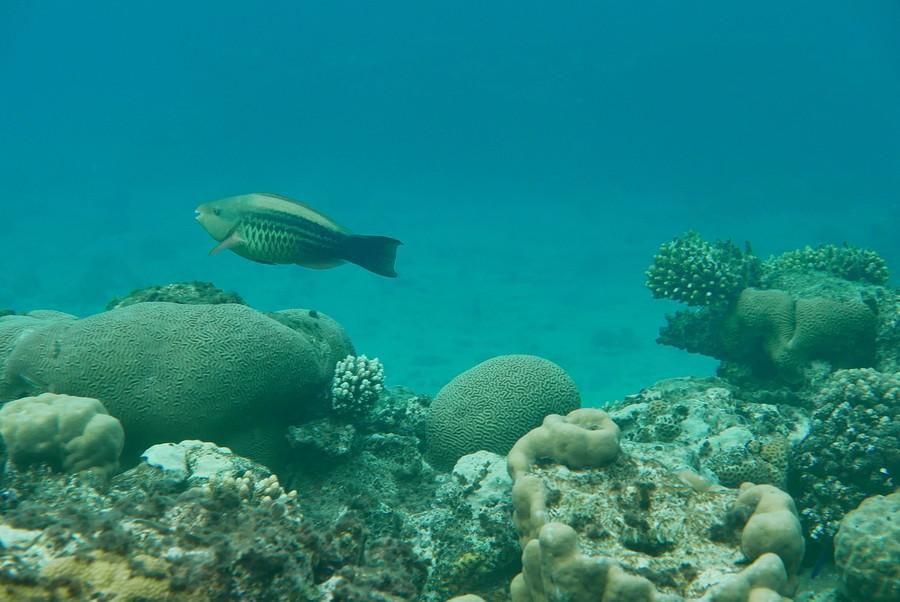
[{"xmin": 209, "ymin": 234, "xmax": 244, "ymax": 255}]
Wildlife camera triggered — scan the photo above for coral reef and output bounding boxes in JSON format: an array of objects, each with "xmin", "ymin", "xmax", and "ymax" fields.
[
  {"xmin": 0, "ymin": 303, "xmax": 353, "ymax": 467},
  {"xmin": 3, "ymin": 264, "xmax": 898, "ymax": 601},
  {"xmin": 503, "ymin": 404, "xmax": 804, "ymax": 601},
  {"xmin": 331, "ymin": 354, "xmax": 386, "ymax": 418},
  {"xmin": 425, "ymin": 355, "xmax": 581, "ymax": 470},
  {"xmin": 0, "ymin": 392, "xmax": 124, "ymax": 478},
  {"xmin": 418, "ymin": 451, "xmax": 520, "ymax": 601},
  {"xmin": 834, "ymin": 491, "xmax": 900, "ymax": 602},
  {"xmin": 0, "ymin": 441, "xmax": 428, "ymax": 600}
]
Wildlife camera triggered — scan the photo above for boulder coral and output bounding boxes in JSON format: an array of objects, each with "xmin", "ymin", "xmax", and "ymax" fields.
[
  {"xmin": 834, "ymin": 491, "xmax": 900, "ymax": 602},
  {"xmin": 507, "ymin": 408, "xmax": 620, "ymax": 482},
  {"xmin": 425, "ymin": 355, "xmax": 581, "ymax": 470},
  {"xmin": 0, "ymin": 392, "xmax": 124, "ymax": 477},
  {"xmin": 0, "ymin": 302, "xmax": 354, "ymax": 467},
  {"xmin": 731, "ymin": 483, "xmax": 805, "ymax": 575}
]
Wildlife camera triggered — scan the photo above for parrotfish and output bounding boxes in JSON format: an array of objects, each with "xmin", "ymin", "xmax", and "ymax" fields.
[{"xmin": 195, "ymin": 193, "xmax": 402, "ymax": 277}]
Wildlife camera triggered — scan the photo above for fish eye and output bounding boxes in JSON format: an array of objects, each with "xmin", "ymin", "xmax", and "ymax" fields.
[{"xmin": 212, "ymin": 207, "xmax": 221, "ymax": 216}]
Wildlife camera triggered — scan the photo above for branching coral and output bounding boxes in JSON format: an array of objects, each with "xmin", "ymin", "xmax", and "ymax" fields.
[
  {"xmin": 646, "ymin": 231, "xmax": 761, "ymax": 308},
  {"xmin": 765, "ymin": 243, "xmax": 890, "ymax": 285},
  {"xmin": 331, "ymin": 354, "xmax": 385, "ymax": 418}
]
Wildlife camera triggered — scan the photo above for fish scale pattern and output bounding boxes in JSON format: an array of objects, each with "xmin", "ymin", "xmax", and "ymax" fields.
[
  {"xmin": 0, "ymin": 303, "xmax": 354, "ymax": 465},
  {"xmin": 246, "ymin": 216, "xmax": 340, "ymax": 262},
  {"xmin": 425, "ymin": 355, "xmax": 581, "ymax": 470}
]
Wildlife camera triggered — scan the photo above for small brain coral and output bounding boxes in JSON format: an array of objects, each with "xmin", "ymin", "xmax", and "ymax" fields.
[
  {"xmin": 646, "ymin": 230, "xmax": 761, "ymax": 308},
  {"xmin": 834, "ymin": 491, "xmax": 900, "ymax": 602},
  {"xmin": 0, "ymin": 392, "xmax": 124, "ymax": 477},
  {"xmin": 425, "ymin": 355, "xmax": 581, "ymax": 470}
]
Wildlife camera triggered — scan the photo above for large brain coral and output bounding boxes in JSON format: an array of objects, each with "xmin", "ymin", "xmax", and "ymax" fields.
[
  {"xmin": 425, "ymin": 355, "xmax": 581, "ymax": 470},
  {"xmin": 721, "ymin": 287, "xmax": 877, "ymax": 380},
  {"xmin": 0, "ymin": 303, "xmax": 354, "ymax": 466}
]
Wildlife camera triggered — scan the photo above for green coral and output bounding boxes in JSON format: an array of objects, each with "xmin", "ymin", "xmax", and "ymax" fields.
[
  {"xmin": 646, "ymin": 230, "xmax": 761, "ymax": 308},
  {"xmin": 766, "ymin": 243, "xmax": 890, "ymax": 285}
]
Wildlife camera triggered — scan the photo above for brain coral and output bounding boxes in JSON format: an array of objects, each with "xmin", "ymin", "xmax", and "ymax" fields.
[
  {"xmin": 0, "ymin": 303, "xmax": 354, "ymax": 467},
  {"xmin": 721, "ymin": 288, "xmax": 877, "ymax": 380},
  {"xmin": 425, "ymin": 355, "xmax": 581, "ymax": 470},
  {"xmin": 834, "ymin": 491, "xmax": 900, "ymax": 602},
  {"xmin": 0, "ymin": 392, "xmax": 124, "ymax": 477}
]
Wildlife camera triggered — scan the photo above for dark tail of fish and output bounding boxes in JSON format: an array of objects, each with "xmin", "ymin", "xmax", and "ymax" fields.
[{"xmin": 342, "ymin": 235, "xmax": 403, "ymax": 277}]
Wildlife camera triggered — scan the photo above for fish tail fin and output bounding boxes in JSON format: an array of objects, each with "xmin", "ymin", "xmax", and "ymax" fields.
[{"xmin": 342, "ymin": 235, "xmax": 403, "ymax": 277}]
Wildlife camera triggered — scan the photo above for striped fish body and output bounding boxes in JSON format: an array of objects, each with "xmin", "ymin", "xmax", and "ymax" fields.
[{"xmin": 196, "ymin": 193, "xmax": 402, "ymax": 277}]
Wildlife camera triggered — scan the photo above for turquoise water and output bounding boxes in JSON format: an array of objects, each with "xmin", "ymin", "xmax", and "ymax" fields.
[{"xmin": 2, "ymin": 1, "xmax": 898, "ymax": 404}]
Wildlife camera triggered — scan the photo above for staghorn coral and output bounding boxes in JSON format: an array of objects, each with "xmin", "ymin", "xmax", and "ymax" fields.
[
  {"xmin": 789, "ymin": 368, "xmax": 900, "ymax": 542},
  {"xmin": 765, "ymin": 243, "xmax": 890, "ymax": 285},
  {"xmin": 834, "ymin": 491, "xmax": 900, "ymax": 602},
  {"xmin": 0, "ymin": 392, "xmax": 124, "ymax": 478},
  {"xmin": 0, "ymin": 302, "xmax": 354, "ymax": 467},
  {"xmin": 331, "ymin": 354, "xmax": 385, "ymax": 418},
  {"xmin": 425, "ymin": 355, "xmax": 581, "ymax": 470},
  {"xmin": 646, "ymin": 231, "xmax": 761, "ymax": 308}
]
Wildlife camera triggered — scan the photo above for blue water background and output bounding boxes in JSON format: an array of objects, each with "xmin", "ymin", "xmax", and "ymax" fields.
[{"xmin": 2, "ymin": 1, "xmax": 898, "ymax": 404}]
